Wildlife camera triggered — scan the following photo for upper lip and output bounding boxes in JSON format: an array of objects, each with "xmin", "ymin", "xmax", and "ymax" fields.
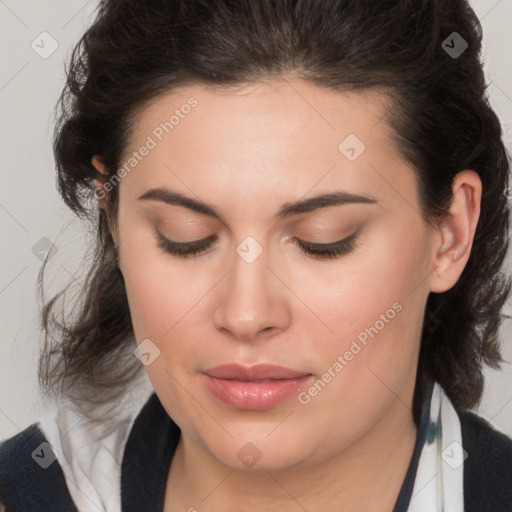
[{"xmin": 202, "ymin": 363, "xmax": 310, "ymax": 381}]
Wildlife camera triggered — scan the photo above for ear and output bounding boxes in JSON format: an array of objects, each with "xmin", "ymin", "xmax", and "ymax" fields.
[
  {"xmin": 428, "ymin": 169, "xmax": 482, "ymax": 293},
  {"xmin": 91, "ymin": 155, "xmax": 109, "ymax": 211},
  {"xmin": 91, "ymin": 154, "xmax": 120, "ymax": 251}
]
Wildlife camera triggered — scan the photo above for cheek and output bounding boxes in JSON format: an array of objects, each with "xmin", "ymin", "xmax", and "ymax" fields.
[
  {"xmin": 297, "ymin": 225, "xmax": 428, "ymax": 376},
  {"xmin": 119, "ymin": 229, "xmax": 220, "ymax": 373},
  {"xmin": 119, "ymin": 240, "xmax": 198, "ymax": 364},
  {"xmin": 121, "ymin": 253, "xmax": 201, "ymax": 399}
]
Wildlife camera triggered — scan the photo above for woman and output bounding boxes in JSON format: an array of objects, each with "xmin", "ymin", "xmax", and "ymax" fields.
[{"xmin": 1, "ymin": 0, "xmax": 511, "ymax": 510}]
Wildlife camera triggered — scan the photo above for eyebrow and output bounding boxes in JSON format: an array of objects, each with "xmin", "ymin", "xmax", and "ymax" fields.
[{"xmin": 138, "ymin": 187, "xmax": 378, "ymax": 222}]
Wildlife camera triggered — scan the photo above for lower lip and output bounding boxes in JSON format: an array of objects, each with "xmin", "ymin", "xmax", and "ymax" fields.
[{"xmin": 202, "ymin": 374, "xmax": 314, "ymax": 410}]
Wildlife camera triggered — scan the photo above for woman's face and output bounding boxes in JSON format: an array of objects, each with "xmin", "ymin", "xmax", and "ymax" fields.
[{"xmin": 106, "ymin": 79, "xmax": 442, "ymax": 471}]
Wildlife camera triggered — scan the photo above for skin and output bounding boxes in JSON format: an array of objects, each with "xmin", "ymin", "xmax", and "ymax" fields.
[{"xmin": 92, "ymin": 76, "xmax": 481, "ymax": 511}]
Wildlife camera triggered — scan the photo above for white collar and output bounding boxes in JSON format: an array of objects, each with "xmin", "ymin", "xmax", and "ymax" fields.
[{"xmin": 36, "ymin": 374, "xmax": 155, "ymax": 512}]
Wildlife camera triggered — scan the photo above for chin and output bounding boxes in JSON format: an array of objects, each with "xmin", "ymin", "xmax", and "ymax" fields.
[{"xmin": 200, "ymin": 432, "xmax": 311, "ymax": 473}]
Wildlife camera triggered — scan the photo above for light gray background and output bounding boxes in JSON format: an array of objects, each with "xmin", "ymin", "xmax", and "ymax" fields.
[{"xmin": 1, "ymin": 0, "xmax": 512, "ymax": 441}]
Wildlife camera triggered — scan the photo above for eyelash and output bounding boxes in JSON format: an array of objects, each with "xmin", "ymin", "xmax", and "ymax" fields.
[
  {"xmin": 295, "ymin": 233, "xmax": 358, "ymax": 259},
  {"xmin": 155, "ymin": 230, "xmax": 358, "ymax": 260}
]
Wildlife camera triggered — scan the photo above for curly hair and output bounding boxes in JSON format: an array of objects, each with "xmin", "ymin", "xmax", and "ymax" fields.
[{"xmin": 38, "ymin": 0, "xmax": 511, "ymax": 425}]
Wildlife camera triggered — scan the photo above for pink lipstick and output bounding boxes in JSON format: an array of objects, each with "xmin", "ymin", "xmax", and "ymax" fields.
[{"xmin": 202, "ymin": 363, "xmax": 314, "ymax": 410}]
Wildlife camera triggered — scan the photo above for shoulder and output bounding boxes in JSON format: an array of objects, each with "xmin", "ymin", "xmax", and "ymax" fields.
[
  {"xmin": 0, "ymin": 423, "xmax": 78, "ymax": 512},
  {"xmin": 457, "ymin": 409, "xmax": 512, "ymax": 512}
]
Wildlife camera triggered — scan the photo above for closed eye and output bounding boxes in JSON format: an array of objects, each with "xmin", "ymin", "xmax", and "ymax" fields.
[
  {"xmin": 155, "ymin": 230, "xmax": 359, "ymax": 260},
  {"xmin": 155, "ymin": 232, "xmax": 217, "ymax": 258},
  {"xmin": 294, "ymin": 231, "xmax": 358, "ymax": 259}
]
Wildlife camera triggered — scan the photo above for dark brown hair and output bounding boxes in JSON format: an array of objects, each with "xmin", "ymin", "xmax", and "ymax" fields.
[{"xmin": 39, "ymin": 0, "xmax": 511, "ymax": 424}]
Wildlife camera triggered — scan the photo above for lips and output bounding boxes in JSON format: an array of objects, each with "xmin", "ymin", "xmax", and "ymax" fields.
[
  {"xmin": 201, "ymin": 363, "xmax": 314, "ymax": 410},
  {"xmin": 203, "ymin": 363, "xmax": 310, "ymax": 381}
]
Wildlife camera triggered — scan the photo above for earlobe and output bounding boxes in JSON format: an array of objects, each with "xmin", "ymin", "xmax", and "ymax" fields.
[{"xmin": 429, "ymin": 170, "xmax": 482, "ymax": 293}]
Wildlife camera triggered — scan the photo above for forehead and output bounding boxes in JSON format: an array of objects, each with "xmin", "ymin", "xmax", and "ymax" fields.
[
  {"xmin": 118, "ymin": 78, "xmax": 415, "ymax": 211},
  {"xmin": 125, "ymin": 78, "xmax": 396, "ymax": 155}
]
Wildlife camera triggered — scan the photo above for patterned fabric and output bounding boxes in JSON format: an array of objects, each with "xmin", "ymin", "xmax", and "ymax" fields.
[{"xmin": 407, "ymin": 382, "xmax": 464, "ymax": 511}]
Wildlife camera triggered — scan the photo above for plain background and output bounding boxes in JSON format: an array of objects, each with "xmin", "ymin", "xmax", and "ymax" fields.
[{"xmin": 1, "ymin": 0, "xmax": 512, "ymax": 442}]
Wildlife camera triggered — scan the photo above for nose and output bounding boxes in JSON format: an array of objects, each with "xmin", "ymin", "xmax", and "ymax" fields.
[{"xmin": 213, "ymin": 240, "xmax": 290, "ymax": 342}]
